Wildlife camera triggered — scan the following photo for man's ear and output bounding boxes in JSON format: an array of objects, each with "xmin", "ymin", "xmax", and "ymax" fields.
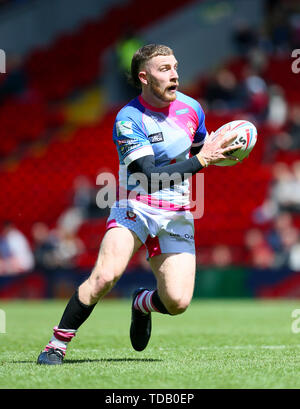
[{"xmin": 138, "ymin": 71, "xmax": 148, "ymax": 86}]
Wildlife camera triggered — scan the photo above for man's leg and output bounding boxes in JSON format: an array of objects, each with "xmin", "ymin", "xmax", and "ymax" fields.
[
  {"xmin": 38, "ymin": 227, "xmax": 142, "ymax": 364},
  {"xmin": 78, "ymin": 227, "xmax": 142, "ymax": 305},
  {"xmin": 149, "ymin": 252, "xmax": 196, "ymax": 315},
  {"xmin": 130, "ymin": 252, "xmax": 196, "ymax": 351}
]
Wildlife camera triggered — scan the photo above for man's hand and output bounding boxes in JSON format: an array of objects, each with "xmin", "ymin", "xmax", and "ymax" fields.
[{"xmin": 196, "ymin": 124, "xmax": 243, "ymax": 167}]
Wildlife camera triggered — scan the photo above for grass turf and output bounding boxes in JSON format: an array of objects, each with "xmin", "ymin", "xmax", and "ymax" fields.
[{"xmin": 1, "ymin": 298, "xmax": 300, "ymax": 389}]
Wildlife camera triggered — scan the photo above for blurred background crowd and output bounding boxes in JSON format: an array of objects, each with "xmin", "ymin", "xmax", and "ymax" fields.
[{"xmin": 0, "ymin": 0, "xmax": 300, "ymax": 299}]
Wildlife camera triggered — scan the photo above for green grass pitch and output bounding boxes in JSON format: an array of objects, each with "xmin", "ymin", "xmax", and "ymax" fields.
[{"xmin": 1, "ymin": 298, "xmax": 300, "ymax": 389}]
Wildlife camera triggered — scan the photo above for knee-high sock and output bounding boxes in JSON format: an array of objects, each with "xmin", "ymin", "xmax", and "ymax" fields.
[
  {"xmin": 134, "ymin": 289, "xmax": 170, "ymax": 314},
  {"xmin": 58, "ymin": 288, "xmax": 97, "ymax": 330},
  {"xmin": 44, "ymin": 289, "xmax": 96, "ymax": 354}
]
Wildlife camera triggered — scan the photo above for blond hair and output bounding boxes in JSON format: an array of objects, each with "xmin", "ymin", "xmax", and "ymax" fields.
[{"xmin": 130, "ymin": 44, "xmax": 174, "ymax": 88}]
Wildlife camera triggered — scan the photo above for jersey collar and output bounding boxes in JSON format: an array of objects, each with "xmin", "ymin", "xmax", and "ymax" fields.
[{"xmin": 138, "ymin": 95, "xmax": 174, "ymax": 113}]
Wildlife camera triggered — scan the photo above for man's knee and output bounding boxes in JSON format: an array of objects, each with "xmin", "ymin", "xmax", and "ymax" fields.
[
  {"xmin": 89, "ymin": 266, "xmax": 120, "ymax": 299},
  {"xmin": 163, "ymin": 297, "xmax": 191, "ymax": 316}
]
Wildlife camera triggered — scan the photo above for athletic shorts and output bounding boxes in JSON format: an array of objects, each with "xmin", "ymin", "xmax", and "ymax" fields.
[{"xmin": 106, "ymin": 200, "xmax": 195, "ymax": 258}]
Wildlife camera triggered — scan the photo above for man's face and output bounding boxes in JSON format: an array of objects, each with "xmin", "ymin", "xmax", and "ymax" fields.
[{"xmin": 141, "ymin": 54, "xmax": 179, "ymax": 105}]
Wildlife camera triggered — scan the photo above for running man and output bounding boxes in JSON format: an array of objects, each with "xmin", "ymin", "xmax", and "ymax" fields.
[{"xmin": 37, "ymin": 44, "xmax": 241, "ymax": 364}]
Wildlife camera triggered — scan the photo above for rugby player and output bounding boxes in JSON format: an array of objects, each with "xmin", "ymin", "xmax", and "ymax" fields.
[{"xmin": 37, "ymin": 44, "xmax": 241, "ymax": 365}]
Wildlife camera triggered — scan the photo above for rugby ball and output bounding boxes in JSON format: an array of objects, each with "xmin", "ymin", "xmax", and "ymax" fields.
[{"xmin": 214, "ymin": 120, "xmax": 257, "ymax": 166}]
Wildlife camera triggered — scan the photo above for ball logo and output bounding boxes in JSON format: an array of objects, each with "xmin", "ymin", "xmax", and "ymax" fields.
[
  {"xmin": 214, "ymin": 120, "xmax": 257, "ymax": 166},
  {"xmin": 231, "ymin": 135, "xmax": 247, "ymax": 147}
]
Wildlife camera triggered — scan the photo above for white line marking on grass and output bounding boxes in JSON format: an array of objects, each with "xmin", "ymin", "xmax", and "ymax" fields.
[
  {"xmin": 195, "ymin": 345, "xmax": 300, "ymax": 351},
  {"xmin": 261, "ymin": 345, "xmax": 286, "ymax": 349},
  {"xmin": 23, "ymin": 345, "xmax": 300, "ymax": 358}
]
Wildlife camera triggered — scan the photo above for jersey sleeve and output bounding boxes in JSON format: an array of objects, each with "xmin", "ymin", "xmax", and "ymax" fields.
[
  {"xmin": 113, "ymin": 111, "xmax": 154, "ymax": 166},
  {"xmin": 192, "ymin": 104, "xmax": 207, "ymax": 148}
]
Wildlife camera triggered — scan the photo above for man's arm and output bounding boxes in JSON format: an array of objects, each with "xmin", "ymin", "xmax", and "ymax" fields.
[
  {"xmin": 128, "ymin": 127, "xmax": 242, "ymax": 192},
  {"xmin": 190, "ymin": 130, "xmax": 210, "ymax": 157},
  {"xmin": 190, "ymin": 145, "xmax": 202, "ymax": 157},
  {"xmin": 128, "ymin": 154, "xmax": 203, "ymax": 193}
]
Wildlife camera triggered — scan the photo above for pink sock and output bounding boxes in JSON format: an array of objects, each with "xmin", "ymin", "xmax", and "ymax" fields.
[{"xmin": 44, "ymin": 326, "xmax": 77, "ymax": 356}]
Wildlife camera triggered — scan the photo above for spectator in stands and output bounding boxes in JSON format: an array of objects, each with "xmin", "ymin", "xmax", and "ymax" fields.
[
  {"xmin": 290, "ymin": 12, "xmax": 300, "ymax": 48},
  {"xmin": 232, "ymin": 20, "xmax": 258, "ymax": 56},
  {"xmin": 288, "ymin": 234, "xmax": 300, "ymax": 271},
  {"xmin": 267, "ymin": 3, "xmax": 291, "ymax": 52},
  {"xmin": 273, "ymin": 225, "xmax": 300, "ymax": 269},
  {"xmin": 56, "ymin": 173, "xmax": 110, "ymax": 250},
  {"xmin": 57, "ymin": 207, "xmax": 84, "ymax": 236},
  {"xmin": 291, "ymin": 161, "xmax": 300, "ymax": 211},
  {"xmin": 0, "ymin": 233, "xmax": 15, "ymax": 275},
  {"xmin": 203, "ymin": 68, "xmax": 246, "ymax": 111},
  {"xmin": 60, "ymin": 175, "xmax": 108, "ymax": 233},
  {"xmin": 244, "ymin": 228, "xmax": 275, "ymax": 269},
  {"xmin": 0, "ymin": 221, "xmax": 34, "ymax": 274},
  {"xmin": 247, "ymin": 46, "xmax": 268, "ymax": 75},
  {"xmin": 73, "ymin": 176, "xmax": 93, "ymax": 211},
  {"xmin": 259, "ymin": 210, "xmax": 300, "ymax": 271},
  {"xmin": 31, "ymin": 222, "xmax": 61, "ymax": 270},
  {"xmin": 266, "ymin": 211, "xmax": 293, "ymax": 253},
  {"xmin": 72, "ymin": 175, "xmax": 102, "ymax": 219},
  {"xmin": 285, "ymin": 106, "xmax": 300, "ymax": 150},
  {"xmin": 255, "ymin": 25, "xmax": 274, "ymax": 54},
  {"xmin": 266, "ymin": 85, "xmax": 288, "ymax": 128},
  {"xmin": 32, "ymin": 222, "xmax": 85, "ymax": 270},
  {"xmin": 270, "ymin": 162, "xmax": 300, "ymax": 213},
  {"xmin": 270, "ymin": 105, "xmax": 300, "ymax": 153},
  {"xmin": 242, "ymin": 66, "xmax": 269, "ymax": 122},
  {"xmin": 53, "ymin": 227, "xmax": 85, "ymax": 269},
  {"xmin": 288, "ymin": 106, "xmax": 300, "ymax": 149},
  {"xmin": 211, "ymin": 245, "xmax": 232, "ymax": 268}
]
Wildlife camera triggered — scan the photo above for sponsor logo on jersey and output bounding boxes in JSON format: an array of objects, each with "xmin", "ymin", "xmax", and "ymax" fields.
[
  {"xmin": 120, "ymin": 142, "xmax": 142, "ymax": 156},
  {"xmin": 125, "ymin": 210, "xmax": 137, "ymax": 221},
  {"xmin": 169, "ymin": 232, "xmax": 181, "ymax": 238},
  {"xmin": 117, "ymin": 138, "xmax": 139, "ymax": 145},
  {"xmin": 176, "ymin": 108, "xmax": 189, "ymax": 115},
  {"xmin": 116, "ymin": 120, "xmax": 133, "ymax": 136},
  {"xmin": 148, "ymin": 132, "xmax": 164, "ymax": 144},
  {"xmin": 187, "ymin": 121, "xmax": 195, "ymax": 136},
  {"xmin": 169, "ymin": 232, "xmax": 194, "ymax": 240}
]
